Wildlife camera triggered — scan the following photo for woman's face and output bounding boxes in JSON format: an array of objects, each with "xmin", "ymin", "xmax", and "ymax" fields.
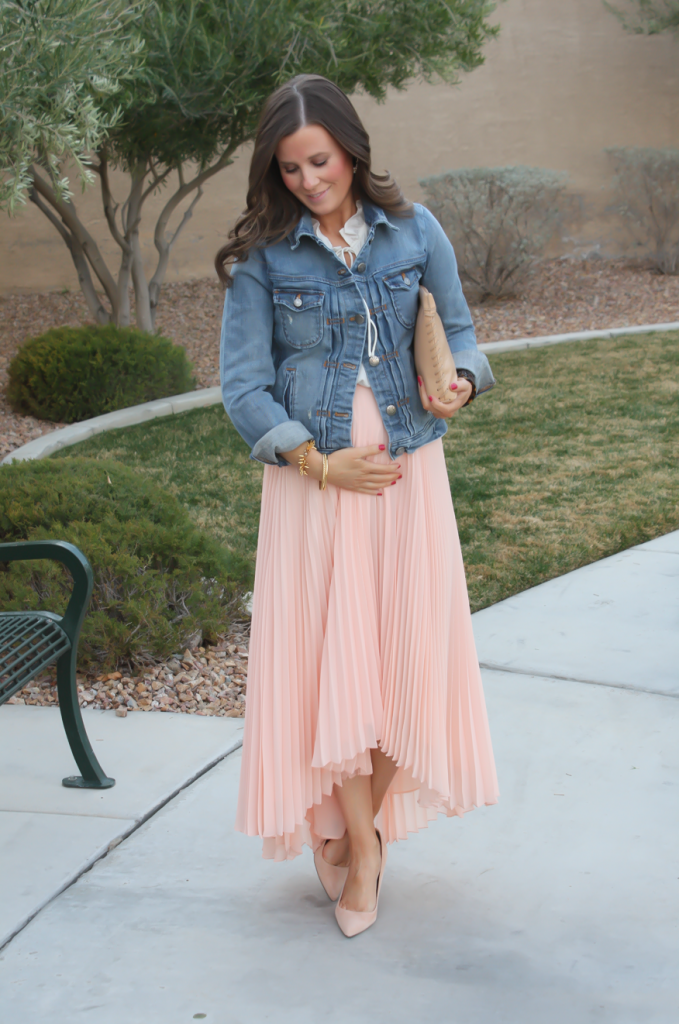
[{"xmin": 276, "ymin": 124, "xmax": 354, "ymax": 217}]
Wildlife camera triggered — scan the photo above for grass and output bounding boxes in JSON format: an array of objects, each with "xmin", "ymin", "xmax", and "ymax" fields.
[{"xmin": 53, "ymin": 331, "xmax": 679, "ymax": 613}]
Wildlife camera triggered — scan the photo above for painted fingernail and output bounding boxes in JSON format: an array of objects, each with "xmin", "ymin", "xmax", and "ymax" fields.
[
  {"xmin": 450, "ymin": 382, "xmax": 458, "ymax": 390},
  {"xmin": 428, "ymin": 396, "xmax": 433, "ymax": 402},
  {"xmin": 398, "ymin": 474, "xmax": 402, "ymax": 479},
  {"xmin": 377, "ymin": 492, "xmax": 383, "ymax": 496},
  {"xmin": 391, "ymin": 481, "xmax": 396, "ymax": 485},
  {"xmin": 379, "ymin": 444, "xmax": 385, "ymax": 450},
  {"xmin": 417, "ymin": 376, "xmax": 423, "ymax": 386}
]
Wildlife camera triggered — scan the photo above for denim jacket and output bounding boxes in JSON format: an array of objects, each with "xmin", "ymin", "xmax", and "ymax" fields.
[{"xmin": 220, "ymin": 200, "xmax": 495, "ymax": 466}]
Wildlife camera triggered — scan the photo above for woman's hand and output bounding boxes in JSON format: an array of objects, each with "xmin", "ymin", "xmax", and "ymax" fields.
[
  {"xmin": 417, "ymin": 376, "xmax": 472, "ymax": 419},
  {"xmin": 281, "ymin": 442, "xmax": 401, "ymax": 495}
]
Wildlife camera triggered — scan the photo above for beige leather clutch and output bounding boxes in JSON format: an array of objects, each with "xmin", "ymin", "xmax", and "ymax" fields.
[{"xmin": 414, "ymin": 286, "xmax": 457, "ymax": 404}]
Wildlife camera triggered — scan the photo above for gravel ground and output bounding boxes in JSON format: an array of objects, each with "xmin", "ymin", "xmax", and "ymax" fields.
[
  {"xmin": 2, "ymin": 254, "xmax": 678, "ymax": 715},
  {"xmin": 5, "ymin": 622, "xmax": 251, "ymax": 718}
]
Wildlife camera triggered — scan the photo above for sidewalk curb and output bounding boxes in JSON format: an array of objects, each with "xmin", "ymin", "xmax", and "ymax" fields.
[
  {"xmin": 3, "ymin": 320, "xmax": 678, "ymax": 465},
  {"xmin": 2, "ymin": 386, "xmax": 222, "ymax": 465},
  {"xmin": 479, "ymin": 320, "xmax": 679, "ymax": 354}
]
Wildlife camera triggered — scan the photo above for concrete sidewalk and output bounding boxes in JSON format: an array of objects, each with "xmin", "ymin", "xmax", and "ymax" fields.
[
  {"xmin": 0, "ymin": 532, "xmax": 677, "ymax": 1023},
  {"xmin": 0, "ymin": 708, "xmax": 243, "ymax": 948}
]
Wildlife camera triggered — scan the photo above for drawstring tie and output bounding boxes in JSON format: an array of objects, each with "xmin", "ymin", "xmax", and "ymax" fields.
[{"xmin": 361, "ymin": 296, "xmax": 379, "ymax": 367}]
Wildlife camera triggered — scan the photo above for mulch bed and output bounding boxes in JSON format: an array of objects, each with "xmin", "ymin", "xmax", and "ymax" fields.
[{"xmin": 2, "ymin": 254, "xmax": 677, "ymax": 715}]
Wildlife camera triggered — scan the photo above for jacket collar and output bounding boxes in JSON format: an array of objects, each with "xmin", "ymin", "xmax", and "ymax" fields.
[{"xmin": 288, "ymin": 198, "xmax": 399, "ymax": 250}]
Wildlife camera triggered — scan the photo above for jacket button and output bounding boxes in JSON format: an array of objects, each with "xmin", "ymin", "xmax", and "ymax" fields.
[
  {"xmin": 396, "ymin": 447, "xmax": 405, "ymax": 455},
  {"xmin": 386, "ymin": 404, "xmax": 397, "ymax": 416},
  {"xmin": 337, "ymin": 268, "xmax": 347, "ymax": 276},
  {"xmin": 355, "ymin": 313, "xmax": 365, "ymax": 324},
  {"xmin": 355, "ymin": 262, "xmax": 366, "ymax": 272},
  {"xmin": 293, "ymin": 296, "xmax": 302, "ymax": 307}
]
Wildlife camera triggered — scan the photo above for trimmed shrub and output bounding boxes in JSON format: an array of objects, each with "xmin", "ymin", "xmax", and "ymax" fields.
[
  {"xmin": 7, "ymin": 324, "xmax": 196, "ymax": 423},
  {"xmin": 605, "ymin": 147, "xmax": 679, "ymax": 275},
  {"xmin": 0, "ymin": 457, "xmax": 250, "ymax": 670},
  {"xmin": 420, "ymin": 166, "xmax": 571, "ymax": 301}
]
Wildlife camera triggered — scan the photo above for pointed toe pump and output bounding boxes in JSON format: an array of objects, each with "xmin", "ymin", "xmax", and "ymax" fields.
[
  {"xmin": 335, "ymin": 829, "xmax": 388, "ymax": 938},
  {"xmin": 314, "ymin": 839, "xmax": 350, "ymax": 902}
]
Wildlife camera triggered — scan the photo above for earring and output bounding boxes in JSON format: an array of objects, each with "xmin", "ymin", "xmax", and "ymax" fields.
[{"xmin": 353, "ymin": 159, "xmax": 358, "ymax": 175}]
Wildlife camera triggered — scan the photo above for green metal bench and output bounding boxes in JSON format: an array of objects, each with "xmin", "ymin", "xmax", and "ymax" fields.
[{"xmin": 0, "ymin": 540, "xmax": 115, "ymax": 789}]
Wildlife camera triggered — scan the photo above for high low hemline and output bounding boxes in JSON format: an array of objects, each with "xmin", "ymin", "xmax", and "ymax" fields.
[{"xmin": 235, "ymin": 386, "xmax": 499, "ymax": 861}]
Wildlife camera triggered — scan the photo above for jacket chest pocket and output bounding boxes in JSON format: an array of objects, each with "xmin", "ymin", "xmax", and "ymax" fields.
[
  {"xmin": 273, "ymin": 290, "xmax": 324, "ymax": 349},
  {"xmin": 383, "ymin": 268, "xmax": 422, "ymax": 329}
]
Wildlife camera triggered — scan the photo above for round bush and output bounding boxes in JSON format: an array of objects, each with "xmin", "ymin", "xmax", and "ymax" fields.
[
  {"xmin": 0, "ymin": 457, "xmax": 248, "ymax": 670},
  {"xmin": 7, "ymin": 324, "xmax": 196, "ymax": 423}
]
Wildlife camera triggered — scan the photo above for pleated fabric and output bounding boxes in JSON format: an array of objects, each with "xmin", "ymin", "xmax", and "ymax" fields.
[{"xmin": 235, "ymin": 385, "xmax": 499, "ymax": 860}]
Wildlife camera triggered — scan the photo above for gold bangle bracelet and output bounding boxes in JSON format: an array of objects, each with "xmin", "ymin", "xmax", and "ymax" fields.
[
  {"xmin": 319, "ymin": 452, "xmax": 329, "ymax": 491},
  {"xmin": 298, "ymin": 439, "xmax": 316, "ymax": 476}
]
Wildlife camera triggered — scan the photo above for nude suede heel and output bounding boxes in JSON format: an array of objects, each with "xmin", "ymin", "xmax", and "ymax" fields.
[
  {"xmin": 335, "ymin": 829, "xmax": 387, "ymax": 938},
  {"xmin": 314, "ymin": 839, "xmax": 350, "ymax": 902}
]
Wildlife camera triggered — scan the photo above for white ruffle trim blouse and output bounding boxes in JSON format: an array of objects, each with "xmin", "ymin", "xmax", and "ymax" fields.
[{"xmin": 312, "ymin": 200, "xmax": 372, "ymax": 388}]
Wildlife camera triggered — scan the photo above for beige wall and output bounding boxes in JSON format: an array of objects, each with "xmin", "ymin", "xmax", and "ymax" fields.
[{"xmin": 2, "ymin": 0, "xmax": 678, "ymax": 294}]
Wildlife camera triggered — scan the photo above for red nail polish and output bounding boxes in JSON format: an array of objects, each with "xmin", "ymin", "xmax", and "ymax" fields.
[
  {"xmin": 417, "ymin": 376, "xmax": 423, "ymax": 386},
  {"xmin": 398, "ymin": 474, "xmax": 402, "ymax": 479},
  {"xmin": 377, "ymin": 492, "xmax": 383, "ymax": 496},
  {"xmin": 450, "ymin": 382, "xmax": 458, "ymax": 390},
  {"xmin": 428, "ymin": 396, "xmax": 433, "ymax": 402},
  {"xmin": 379, "ymin": 444, "xmax": 385, "ymax": 450}
]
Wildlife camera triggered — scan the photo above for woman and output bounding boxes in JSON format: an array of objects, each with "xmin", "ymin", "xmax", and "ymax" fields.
[{"xmin": 216, "ymin": 74, "xmax": 499, "ymax": 938}]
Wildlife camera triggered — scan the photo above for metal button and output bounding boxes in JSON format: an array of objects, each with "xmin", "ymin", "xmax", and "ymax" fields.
[
  {"xmin": 355, "ymin": 313, "xmax": 365, "ymax": 324},
  {"xmin": 403, "ymin": 276, "xmax": 411, "ymax": 286},
  {"xmin": 396, "ymin": 447, "xmax": 405, "ymax": 455},
  {"xmin": 386, "ymin": 404, "xmax": 397, "ymax": 416},
  {"xmin": 337, "ymin": 268, "xmax": 347, "ymax": 276},
  {"xmin": 293, "ymin": 296, "xmax": 302, "ymax": 307},
  {"xmin": 369, "ymin": 355, "xmax": 379, "ymax": 366},
  {"xmin": 355, "ymin": 262, "xmax": 366, "ymax": 272}
]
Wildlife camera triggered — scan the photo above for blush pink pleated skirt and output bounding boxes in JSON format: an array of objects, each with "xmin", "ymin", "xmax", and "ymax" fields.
[{"xmin": 235, "ymin": 385, "xmax": 499, "ymax": 861}]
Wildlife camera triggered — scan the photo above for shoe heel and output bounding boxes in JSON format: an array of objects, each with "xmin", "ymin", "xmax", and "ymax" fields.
[{"xmin": 314, "ymin": 839, "xmax": 349, "ymax": 902}]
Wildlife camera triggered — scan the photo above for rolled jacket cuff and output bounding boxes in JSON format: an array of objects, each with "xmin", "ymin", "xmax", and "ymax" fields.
[
  {"xmin": 451, "ymin": 347, "xmax": 496, "ymax": 396},
  {"xmin": 250, "ymin": 420, "xmax": 314, "ymax": 467}
]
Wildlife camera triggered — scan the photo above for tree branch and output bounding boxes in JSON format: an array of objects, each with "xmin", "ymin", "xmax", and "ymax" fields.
[
  {"xmin": 147, "ymin": 146, "xmax": 238, "ymax": 316},
  {"xmin": 30, "ymin": 164, "xmax": 119, "ymax": 316},
  {"xmin": 28, "ymin": 184, "xmax": 110, "ymax": 323},
  {"xmin": 97, "ymin": 148, "xmax": 130, "ymax": 255}
]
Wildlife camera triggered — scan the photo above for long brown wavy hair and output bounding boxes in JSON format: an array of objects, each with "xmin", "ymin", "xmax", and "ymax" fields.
[{"xmin": 215, "ymin": 74, "xmax": 412, "ymax": 286}]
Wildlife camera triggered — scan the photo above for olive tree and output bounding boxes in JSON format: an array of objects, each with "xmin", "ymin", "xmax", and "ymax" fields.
[
  {"xmin": 21, "ymin": 0, "xmax": 503, "ymax": 330},
  {"xmin": 0, "ymin": 0, "xmax": 145, "ymax": 214}
]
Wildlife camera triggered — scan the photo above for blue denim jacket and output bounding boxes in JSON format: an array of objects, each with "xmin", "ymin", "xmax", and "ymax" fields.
[{"xmin": 220, "ymin": 200, "xmax": 495, "ymax": 466}]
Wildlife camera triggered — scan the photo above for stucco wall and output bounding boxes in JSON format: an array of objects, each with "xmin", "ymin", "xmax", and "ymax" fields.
[{"xmin": 1, "ymin": 0, "xmax": 678, "ymax": 294}]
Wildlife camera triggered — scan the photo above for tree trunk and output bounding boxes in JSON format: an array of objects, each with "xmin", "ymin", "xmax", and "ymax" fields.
[{"xmin": 29, "ymin": 166, "xmax": 119, "ymax": 323}]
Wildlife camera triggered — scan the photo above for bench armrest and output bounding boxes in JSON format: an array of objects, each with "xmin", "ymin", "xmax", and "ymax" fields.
[{"xmin": 0, "ymin": 541, "xmax": 93, "ymax": 643}]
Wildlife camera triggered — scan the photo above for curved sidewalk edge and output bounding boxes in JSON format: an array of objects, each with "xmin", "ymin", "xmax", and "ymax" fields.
[
  {"xmin": 480, "ymin": 319, "xmax": 679, "ymax": 354},
  {"xmin": 3, "ymin": 319, "xmax": 679, "ymax": 466},
  {"xmin": 1, "ymin": 386, "xmax": 223, "ymax": 465}
]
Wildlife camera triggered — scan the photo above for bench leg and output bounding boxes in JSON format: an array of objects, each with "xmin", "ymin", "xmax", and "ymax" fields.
[{"xmin": 56, "ymin": 650, "xmax": 115, "ymax": 789}]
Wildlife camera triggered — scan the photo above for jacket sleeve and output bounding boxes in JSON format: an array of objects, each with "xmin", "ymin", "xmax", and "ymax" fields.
[
  {"xmin": 418, "ymin": 204, "xmax": 496, "ymax": 396},
  {"xmin": 220, "ymin": 251, "xmax": 313, "ymax": 466}
]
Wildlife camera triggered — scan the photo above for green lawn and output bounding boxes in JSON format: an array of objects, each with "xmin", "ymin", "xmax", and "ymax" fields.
[{"xmin": 54, "ymin": 331, "xmax": 679, "ymax": 612}]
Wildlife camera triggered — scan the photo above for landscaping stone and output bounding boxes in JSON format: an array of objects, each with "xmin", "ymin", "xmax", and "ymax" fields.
[{"xmin": 6, "ymin": 621, "xmax": 252, "ymax": 721}]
